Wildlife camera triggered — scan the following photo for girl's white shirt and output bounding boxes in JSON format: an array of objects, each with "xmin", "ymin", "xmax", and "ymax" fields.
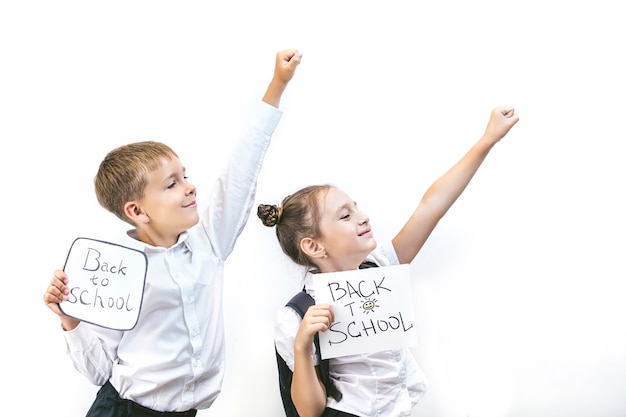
[{"xmin": 275, "ymin": 241, "xmax": 429, "ymax": 417}]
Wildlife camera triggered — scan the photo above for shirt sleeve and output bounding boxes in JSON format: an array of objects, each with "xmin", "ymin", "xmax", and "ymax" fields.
[
  {"xmin": 367, "ymin": 241, "xmax": 400, "ymax": 266},
  {"xmin": 200, "ymin": 100, "xmax": 283, "ymax": 260},
  {"xmin": 63, "ymin": 322, "xmax": 123, "ymax": 386},
  {"xmin": 274, "ymin": 306, "xmax": 319, "ymax": 371}
]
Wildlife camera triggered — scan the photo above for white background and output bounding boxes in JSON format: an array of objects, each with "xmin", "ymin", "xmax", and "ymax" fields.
[{"xmin": 2, "ymin": 1, "xmax": 625, "ymax": 416}]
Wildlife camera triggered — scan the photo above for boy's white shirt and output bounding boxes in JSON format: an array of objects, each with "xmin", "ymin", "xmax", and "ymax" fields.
[{"xmin": 63, "ymin": 101, "xmax": 282, "ymax": 412}]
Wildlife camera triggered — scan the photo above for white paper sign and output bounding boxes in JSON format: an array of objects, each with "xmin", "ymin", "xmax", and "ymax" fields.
[
  {"xmin": 59, "ymin": 237, "xmax": 148, "ymax": 330},
  {"xmin": 313, "ymin": 264, "xmax": 418, "ymax": 359}
]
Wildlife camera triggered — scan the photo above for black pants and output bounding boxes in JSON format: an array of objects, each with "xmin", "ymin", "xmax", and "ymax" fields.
[{"xmin": 85, "ymin": 381, "xmax": 197, "ymax": 417}]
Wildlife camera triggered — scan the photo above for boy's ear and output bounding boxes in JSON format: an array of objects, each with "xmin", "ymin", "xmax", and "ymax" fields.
[
  {"xmin": 124, "ymin": 201, "xmax": 149, "ymax": 224},
  {"xmin": 300, "ymin": 237, "xmax": 325, "ymax": 259}
]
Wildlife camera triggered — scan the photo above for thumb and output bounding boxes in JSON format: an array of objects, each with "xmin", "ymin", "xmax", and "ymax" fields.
[
  {"xmin": 499, "ymin": 106, "xmax": 515, "ymax": 118},
  {"xmin": 285, "ymin": 51, "xmax": 302, "ymax": 68}
]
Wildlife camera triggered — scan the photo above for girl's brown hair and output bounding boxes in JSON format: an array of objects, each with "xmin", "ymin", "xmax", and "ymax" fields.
[{"xmin": 257, "ymin": 185, "xmax": 331, "ymax": 268}]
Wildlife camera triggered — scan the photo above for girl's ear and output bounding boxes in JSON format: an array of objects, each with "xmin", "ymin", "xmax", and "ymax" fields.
[
  {"xmin": 300, "ymin": 237, "xmax": 326, "ymax": 259},
  {"xmin": 124, "ymin": 201, "xmax": 149, "ymax": 224}
]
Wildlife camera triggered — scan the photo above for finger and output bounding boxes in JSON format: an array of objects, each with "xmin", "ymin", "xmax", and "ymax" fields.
[
  {"xmin": 310, "ymin": 313, "xmax": 334, "ymax": 329},
  {"xmin": 305, "ymin": 310, "xmax": 331, "ymax": 324},
  {"xmin": 51, "ymin": 278, "xmax": 69, "ymax": 295},
  {"xmin": 49, "ymin": 282, "xmax": 68, "ymax": 302},
  {"xmin": 281, "ymin": 48, "xmax": 299, "ymax": 59},
  {"xmin": 44, "ymin": 288, "xmax": 61, "ymax": 304},
  {"xmin": 307, "ymin": 319, "xmax": 332, "ymax": 333},
  {"xmin": 501, "ymin": 107, "xmax": 515, "ymax": 117},
  {"xmin": 53, "ymin": 270, "xmax": 68, "ymax": 284},
  {"xmin": 283, "ymin": 51, "xmax": 302, "ymax": 68},
  {"xmin": 289, "ymin": 51, "xmax": 302, "ymax": 65}
]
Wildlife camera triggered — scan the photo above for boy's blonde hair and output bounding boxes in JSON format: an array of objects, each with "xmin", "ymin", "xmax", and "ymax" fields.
[{"xmin": 94, "ymin": 141, "xmax": 178, "ymax": 225}]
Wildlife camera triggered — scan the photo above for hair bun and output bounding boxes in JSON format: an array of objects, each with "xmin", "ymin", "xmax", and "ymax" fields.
[{"xmin": 257, "ymin": 204, "xmax": 281, "ymax": 227}]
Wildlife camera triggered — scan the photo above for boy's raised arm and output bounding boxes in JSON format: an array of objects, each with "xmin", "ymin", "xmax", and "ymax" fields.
[{"xmin": 263, "ymin": 49, "xmax": 302, "ymax": 108}]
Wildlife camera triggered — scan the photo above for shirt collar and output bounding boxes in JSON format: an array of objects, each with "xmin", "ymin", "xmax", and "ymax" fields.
[{"xmin": 125, "ymin": 229, "xmax": 193, "ymax": 253}]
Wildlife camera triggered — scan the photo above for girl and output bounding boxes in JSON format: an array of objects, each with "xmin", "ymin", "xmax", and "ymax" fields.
[{"xmin": 257, "ymin": 107, "xmax": 519, "ymax": 417}]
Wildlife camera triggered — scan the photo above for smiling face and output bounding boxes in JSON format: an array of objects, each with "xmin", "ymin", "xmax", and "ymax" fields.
[
  {"xmin": 314, "ymin": 187, "xmax": 377, "ymax": 271},
  {"xmin": 130, "ymin": 156, "xmax": 199, "ymax": 247}
]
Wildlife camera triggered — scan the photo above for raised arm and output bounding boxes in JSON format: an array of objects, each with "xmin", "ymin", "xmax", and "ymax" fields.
[
  {"xmin": 392, "ymin": 107, "xmax": 519, "ymax": 264},
  {"xmin": 204, "ymin": 49, "xmax": 301, "ymax": 259},
  {"xmin": 263, "ymin": 49, "xmax": 302, "ymax": 108}
]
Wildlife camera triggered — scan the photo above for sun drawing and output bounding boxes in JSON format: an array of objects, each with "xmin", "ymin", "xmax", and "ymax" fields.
[{"xmin": 360, "ymin": 297, "xmax": 379, "ymax": 314}]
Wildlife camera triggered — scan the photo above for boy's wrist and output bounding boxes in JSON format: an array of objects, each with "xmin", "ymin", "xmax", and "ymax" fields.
[
  {"xmin": 61, "ymin": 316, "xmax": 80, "ymax": 331},
  {"xmin": 262, "ymin": 81, "xmax": 287, "ymax": 108}
]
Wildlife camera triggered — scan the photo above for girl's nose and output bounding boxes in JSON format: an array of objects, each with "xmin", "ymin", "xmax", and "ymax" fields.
[{"xmin": 186, "ymin": 181, "xmax": 196, "ymax": 196}]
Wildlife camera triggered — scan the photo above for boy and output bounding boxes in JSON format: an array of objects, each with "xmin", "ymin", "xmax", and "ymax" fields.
[{"xmin": 43, "ymin": 48, "xmax": 302, "ymax": 417}]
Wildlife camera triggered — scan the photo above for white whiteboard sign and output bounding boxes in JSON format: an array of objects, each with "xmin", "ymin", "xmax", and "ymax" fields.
[
  {"xmin": 59, "ymin": 237, "xmax": 148, "ymax": 330},
  {"xmin": 313, "ymin": 264, "xmax": 418, "ymax": 359}
]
